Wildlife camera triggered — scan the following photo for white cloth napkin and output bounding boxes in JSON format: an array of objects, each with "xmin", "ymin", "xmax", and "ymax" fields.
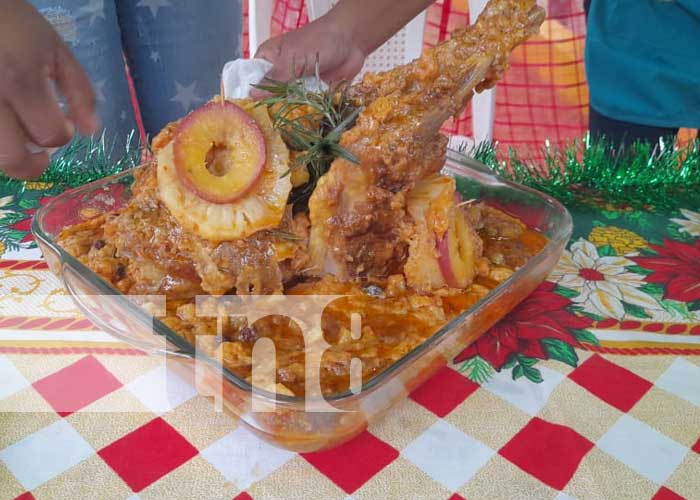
[
  {"xmin": 221, "ymin": 58, "xmax": 327, "ymax": 99},
  {"xmin": 221, "ymin": 58, "xmax": 274, "ymax": 98}
]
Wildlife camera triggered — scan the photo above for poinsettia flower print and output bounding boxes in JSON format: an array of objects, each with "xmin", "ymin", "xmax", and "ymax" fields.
[
  {"xmin": 454, "ymin": 281, "xmax": 593, "ymax": 370},
  {"xmin": 549, "ymin": 239, "xmax": 661, "ymax": 320},
  {"xmin": 670, "ymin": 209, "xmax": 700, "ymax": 237},
  {"xmin": 632, "ymin": 238, "xmax": 700, "ymax": 303}
]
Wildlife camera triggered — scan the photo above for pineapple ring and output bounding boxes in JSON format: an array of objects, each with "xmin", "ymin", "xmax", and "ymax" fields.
[
  {"xmin": 173, "ymin": 101, "xmax": 267, "ymax": 204},
  {"xmin": 157, "ymin": 100, "xmax": 292, "ymax": 242}
]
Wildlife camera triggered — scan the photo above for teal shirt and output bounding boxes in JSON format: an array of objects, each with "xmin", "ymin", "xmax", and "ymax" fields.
[{"xmin": 586, "ymin": 0, "xmax": 700, "ymax": 128}]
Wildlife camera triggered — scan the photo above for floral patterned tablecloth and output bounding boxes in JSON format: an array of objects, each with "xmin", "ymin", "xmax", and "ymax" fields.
[{"xmin": 0, "ymin": 182, "xmax": 699, "ymax": 500}]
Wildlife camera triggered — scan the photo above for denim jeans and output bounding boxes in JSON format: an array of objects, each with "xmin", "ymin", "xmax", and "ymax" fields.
[{"xmin": 32, "ymin": 0, "xmax": 242, "ymax": 153}]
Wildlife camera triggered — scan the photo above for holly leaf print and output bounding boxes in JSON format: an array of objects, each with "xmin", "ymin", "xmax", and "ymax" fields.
[
  {"xmin": 597, "ymin": 244, "xmax": 617, "ymax": 257},
  {"xmin": 554, "ymin": 285, "xmax": 580, "ymax": 299},
  {"xmin": 627, "ymin": 265, "xmax": 653, "ymax": 276},
  {"xmin": 659, "ymin": 299, "xmax": 691, "ymax": 320},
  {"xmin": 541, "ymin": 338, "xmax": 579, "ymax": 367},
  {"xmin": 522, "ymin": 364, "xmax": 543, "ymax": 383},
  {"xmin": 637, "ymin": 247, "xmax": 658, "ymax": 257},
  {"xmin": 571, "ymin": 307, "xmax": 606, "ymax": 321},
  {"xmin": 601, "ymin": 210, "xmax": 622, "ymax": 220},
  {"xmin": 571, "ymin": 328, "xmax": 600, "ymax": 346},
  {"xmin": 517, "ymin": 356, "xmax": 538, "ymax": 367},
  {"xmin": 511, "ymin": 358, "xmax": 543, "ymax": 383},
  {"xmin": 623, "ymin": 302, "xmax": 651, "ymax": 319},
  {"xmin": 627, "ymin": 211, "xmax": 654, "ymax": 232},
  {"xmin": 502, "ymin": 355, "xmax": 517, "ymax": 370},
  {"xmin": 18, "ymin": 198, "xmax": 38, "ymax": 210}
]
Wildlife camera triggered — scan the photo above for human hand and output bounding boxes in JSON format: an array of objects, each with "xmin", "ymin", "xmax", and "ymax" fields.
[
  {"xmin": 255, "ymin": 16, "xmax": 367, "ymax": 85},
  {"xmin": 254, "ymin": 0, "xmax": 433, "ymax": 87},
  {"xmin": 0, "ymin": 0, "xmax": 97, "ymax": 179}
]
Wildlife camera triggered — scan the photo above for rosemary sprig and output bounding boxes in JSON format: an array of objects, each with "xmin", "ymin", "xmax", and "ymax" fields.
[{"xmin": 254, "ymin": 65, "xmax": 360, "ymax": 210}]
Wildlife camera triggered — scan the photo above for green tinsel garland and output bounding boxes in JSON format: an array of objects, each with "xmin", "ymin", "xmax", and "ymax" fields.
[
  {"xmin": 0, "ymin": 131, "xmax": 140, "ymax": 191},
  {"xmin": 2, "ymin": 131, "xmax": 699, "ymax": 211},
  {"xmin": 470, "ymin": 136, "xmax": 700, "ymax": 210}
]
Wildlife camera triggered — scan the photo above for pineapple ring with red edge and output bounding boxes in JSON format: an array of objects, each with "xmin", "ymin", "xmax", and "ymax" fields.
[
  {"xmin": 404, "ymin": 174, "xmax": 479, "ymax": 291},
  {"xmin": 174, "ymin": 101, "xmax": 266, "ymax": 203},
  {"xmin": 437, "ymin": 209, "xmax": 477, "ymax": 288},
  {"xmin": 404, "ymin": 174, "xmax": 455, "ymax": 292},
  {"xmin": 157, "ymin": 99, "xmax": 292, "ymax": 242}
]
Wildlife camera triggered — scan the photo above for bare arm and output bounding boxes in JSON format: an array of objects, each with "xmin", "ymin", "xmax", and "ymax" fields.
[
  {"xmin": 256, "ymin": 0, "xmax": 434, "ymax": 83},
  {"xmin": 327, "ymin": 0, "xmax": 434, "ymax": 55}
]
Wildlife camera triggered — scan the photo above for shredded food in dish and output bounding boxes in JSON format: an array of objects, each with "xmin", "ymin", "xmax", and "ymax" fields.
[{"xmin": 57, "ymin": 0, "xmax": 547, "ymax": 396}]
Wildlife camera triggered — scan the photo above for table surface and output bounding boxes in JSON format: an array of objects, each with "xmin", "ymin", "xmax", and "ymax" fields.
[{"xmin": 0, "ymin": 183, "xmax": 699, "ymax": 500}]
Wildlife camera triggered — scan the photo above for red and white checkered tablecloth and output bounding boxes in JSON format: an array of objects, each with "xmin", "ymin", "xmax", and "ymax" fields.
[
  {"xmin": 0, "ymin": 251, "xmax": 699, "ymax": 500},
  {"xmin": 1, "ymin": 150, "xmax": 700, "ymax": 498},
  {"xmin": 0, "ymin": 2, "xmax": 698, "ymax": 495}
]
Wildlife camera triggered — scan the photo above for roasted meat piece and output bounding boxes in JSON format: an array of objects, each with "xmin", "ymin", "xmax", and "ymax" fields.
[
  {"xmin": 94, "ymin": 164, "xmax": 308, "ymax": 297},
  {"xmin": 308, "ymin": 0, "xmax": 545, "ymax": 281},
  {"xmin": 55, "ymin": 0, "xmax": 548, "ymax": 399}
]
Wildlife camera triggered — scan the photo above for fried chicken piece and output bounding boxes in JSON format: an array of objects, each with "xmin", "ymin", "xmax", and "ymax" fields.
[{"xmin": 308, "ymin": 0, "xmax": 545, "ymax": 281}]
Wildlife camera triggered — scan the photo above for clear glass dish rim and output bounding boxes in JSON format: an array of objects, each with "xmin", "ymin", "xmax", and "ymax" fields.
[{"xmin": 32, "ymin": 149, "xmax": 573, "ymax": 406}]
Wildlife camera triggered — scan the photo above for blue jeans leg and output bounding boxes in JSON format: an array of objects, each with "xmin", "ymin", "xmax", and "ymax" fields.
[
  {"xmin": 32, "ymin": 1, "xmax": 139, "ymax": 155},
  {"xmin": 115, "ymin": 0, "xmax": 243, "ymax": 138}
]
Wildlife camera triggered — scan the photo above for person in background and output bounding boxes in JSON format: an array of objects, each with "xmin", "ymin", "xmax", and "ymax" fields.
[
  {"xmin": 584, "ymin": 0, "xmax": 700, "ymax": 147},
  {"xmin": 0, "ymin": 0, "xmax": 432, "ymax": 179}
]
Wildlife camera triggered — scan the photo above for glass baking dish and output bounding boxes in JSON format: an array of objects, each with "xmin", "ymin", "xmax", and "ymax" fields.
[{"xmin": 32, "ymin": 149, "xmax": 572, "ymax": 452}]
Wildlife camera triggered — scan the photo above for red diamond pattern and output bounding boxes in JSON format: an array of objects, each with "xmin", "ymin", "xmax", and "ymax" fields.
[
  {"xmin": 33, "ymin": 355, "xmax": 122, "ymax": 416},
  {"xmin": 98, "ymin": 417, "xmax": 198, "ymax": 492},
  {"xmin": 233, "ymin": 493, "xmax": 254, "ymax": 500},
  {"xmin": 410, "ymin": 366, "xmax": 479, "ymax": 417},
  {"xmin": 569, "ymin": 354, "xmax": 653, "ymax": 412},
  {"xmin": 12, "ymin": 493, "xmax": 35, "ymax": 500},
  {"xmin": 652, "ymin": 487, "xmax": 687, "ymax": 500},
  {"xmin": 692, "ymin": 437, "xmax": 700, "ymax": 454},
  {"xmin": 499, "ymin": 417, "xmax": 593, "ymax": 490},
  {"xmin": 447, "ymin": 494, "xmax": 466, "ymax": 500},
  {"xmin": 302, "ymin": 431, "xmax": 399, "ymax": 494}
]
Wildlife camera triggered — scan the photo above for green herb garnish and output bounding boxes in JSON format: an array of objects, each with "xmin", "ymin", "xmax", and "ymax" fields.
[{"xmin": 254, "ymin": 62, "xmax": 360, "ymax": 211}]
